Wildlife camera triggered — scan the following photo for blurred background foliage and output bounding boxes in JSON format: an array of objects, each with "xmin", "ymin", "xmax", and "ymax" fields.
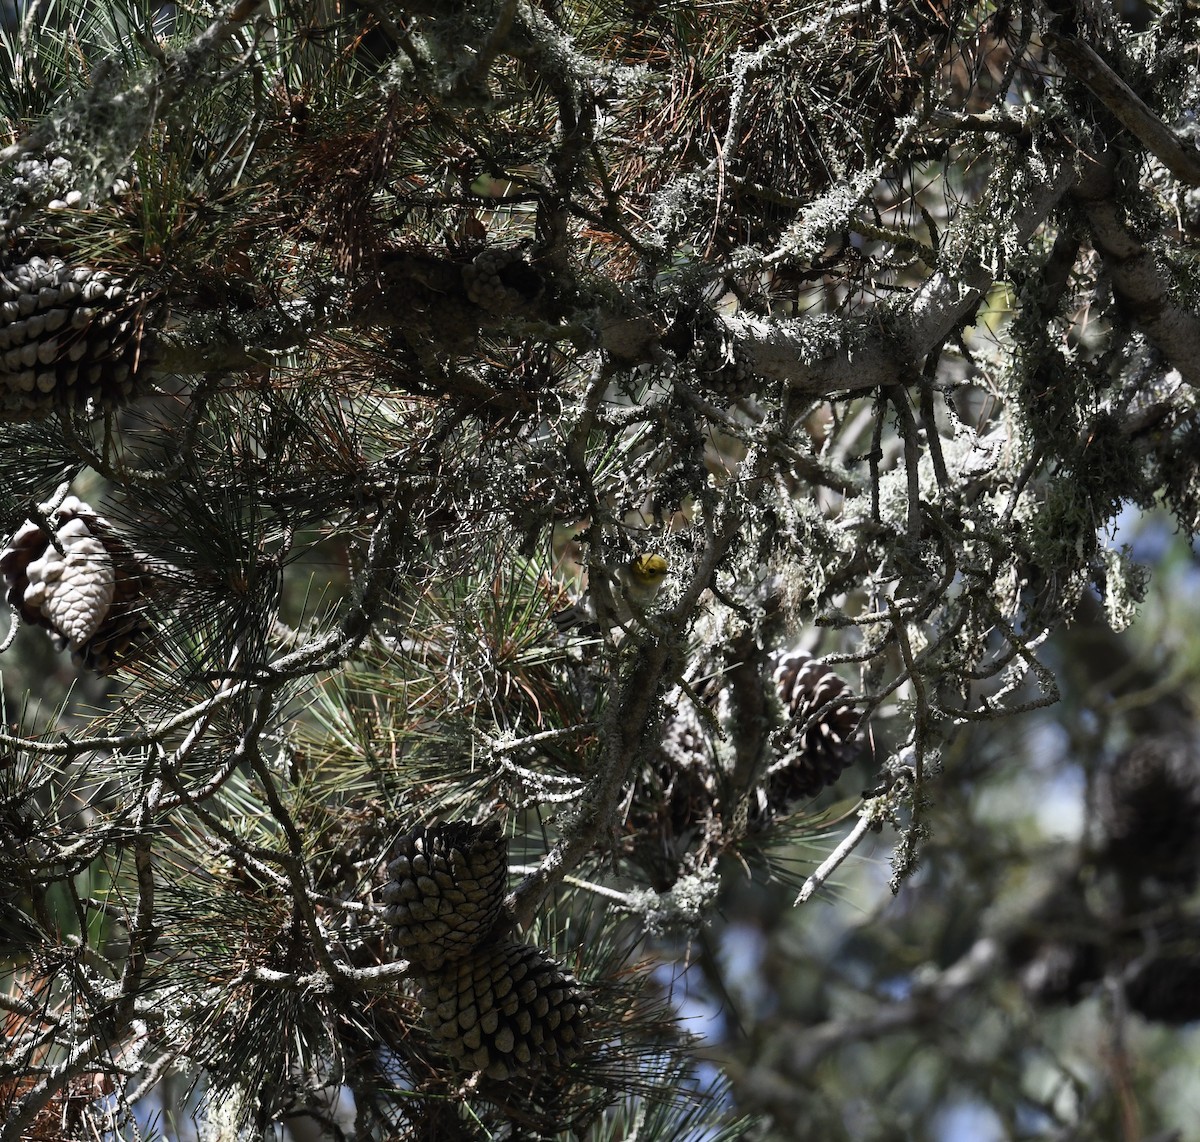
[{"xmin": 2, "ymin": 0, "xmax": 1200, "ymax": 1138}]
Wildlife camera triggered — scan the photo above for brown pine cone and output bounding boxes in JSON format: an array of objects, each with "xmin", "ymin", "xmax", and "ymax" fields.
[
  {"xmin": 0, "ymin": 495, "xmax": 155, "ymax": 672},
  {"xmin": 418, "ymin": 938, "xmax": 589, "ymax": 1080},
  {"xmin": 1126, "ymin": 955, "xmax": 1200, "ymax": 1024},
  {"xmin": 382, "ymin": 821, "xmax": 509, "ymax": 970},
  {"xmin": 761, "ymin": 649, "xmax": 860, "ymax": 810}
]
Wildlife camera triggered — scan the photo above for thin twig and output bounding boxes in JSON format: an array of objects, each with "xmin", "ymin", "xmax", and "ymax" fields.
[{"xmin": 795, "ymin": 808, "xmax": 875, "ymax": 905}]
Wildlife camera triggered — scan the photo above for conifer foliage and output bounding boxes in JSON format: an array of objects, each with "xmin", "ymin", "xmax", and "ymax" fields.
[{"xmin": 2, "ymin": 0, "xmax": 1200, "ymax": 1137}]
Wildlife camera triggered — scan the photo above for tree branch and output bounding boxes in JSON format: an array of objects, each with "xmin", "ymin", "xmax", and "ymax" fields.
[
  {"xmin": 1072, "ymin": 148, "xmax": 1200, "ymax": 388},
  {"xmin": 1044, "ymin": 31, "xmax": 1200, "ymax": 187}
]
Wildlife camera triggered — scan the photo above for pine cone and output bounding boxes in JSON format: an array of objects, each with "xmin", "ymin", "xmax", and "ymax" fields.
[
  {"xmin": 0, "ymin": 495, "xmax": 155, "ymax": 672},
  {"xmin": 3, "ymin": 155, "xmax": 132, "ymax": 224},
  {"xmin": 659, "ymin": 691, "xmax": 718, "ymax": 812},
  {"xmin": 1125, "ymin": 919, "xmax": 1200, "ymax": 1024},
  {"xmin": 461, "ymin": 249, "xmax": 542, "ymax": 315},
  {"xmin": 419, "ymin": 938, "xmax": 589, "ymax": 1080},
  {"xmin": 0, "ymin": 254, "xmax": 153, "ymax": 420},
  {"xmin": 1096, "ymin": 737, "xmax": 1200, "ymax": 891},
  {"xmin": 762, "ymin": 649, "xmax": 859, "ymax": 809},
  {"xmin": 996, "ymin": 871, "xmax": 1106, "ymax": 1008},
  {"xmin": 626, "ymin": 700, "xmax": 720, "ymax": 890},
  {"xmin": 382, "ymin": 821, "xmax": 509, "ymax": 970},
  {"xmin": 693, "ymin": 330, "xmax": 757, "ymax": 399}
]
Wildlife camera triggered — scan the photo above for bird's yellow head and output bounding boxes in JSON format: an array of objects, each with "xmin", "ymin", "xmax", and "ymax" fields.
[{"xmin": 628, "ymin": 553, "xmax": 669, "ymax": 586}]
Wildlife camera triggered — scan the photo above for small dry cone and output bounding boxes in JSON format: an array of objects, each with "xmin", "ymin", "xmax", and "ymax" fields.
[
  {"xmin": 629, "ymin": 695, "xmax": 719, "ymax": 890},
  {"xmin": 760, "ymin": 649, "xmax": 860, "ymax": 812},
  {"xmin": 1096, "ymin": 736, "xmax": 1200, "ymax": 892},
  {"xmin": 0, "ymin": 495, "xmax": 154, "ymax": 672},
  {"xmin": 0, "ymin": 254, "xmax": 154, "ymax": 420},
  {"xmin": 461, "ymin": 248, "xmax": 542, "ymax": 315},
  {"xmin": 996, "ymin": 870, "xmax": 1106, "ymax": 1008},
  {"xmin": 692, "ymin": 327, "xmax": 758, "ymax": 400},
  {"xmin": 382, "ymin": 821, "xmax": 509, "ymax": 971},
  {"xmin": 1125, "ymin": 920, "xmax": 1200, "ymax": 1025},
  {"xmin": 1018, "ymin": 939, "xmax": 1104, "ymax": 1007},
  {"xmin": 418, "ymin": 938, "xmax": 590, "ymax": 1080}
]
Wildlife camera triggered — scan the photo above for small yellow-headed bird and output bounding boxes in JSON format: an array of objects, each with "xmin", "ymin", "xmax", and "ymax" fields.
[
  {"xmin": 553, "ymin": 553, "xmax": 670, "ymax": 633},
  {"xmin": 616, "ymin": 553, "xmax": 670, "ymax": 607}
]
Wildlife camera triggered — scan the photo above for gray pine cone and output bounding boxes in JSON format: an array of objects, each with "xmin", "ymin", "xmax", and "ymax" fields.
[
  {"xmin": 462, "ymin": 249, "xmax": 541, "ymax": 315},
  {"xmin": 0, "ymin": 254, "xmax": 153, "ymax": 420},
  {"xmin": 629, "ymin": 696, "xmax": 720, "ymax": 889},
  {"xmin": 693, "ymin": 331, "xmax": 757, "ymax": 399},
  {"xmin": 3, "ymin": 155, "xmax": 132, "ymax": 226},
  {"xmin": 418, "ymin": 938, "xmax": 589, "ymax": 1080},
  {"xmin": 0, "ymin": 495, "xmax": 154, "ymax": 672},
  {"xmin": 382, "ymin": 821, "xmax": 509, "ymax": 970}
]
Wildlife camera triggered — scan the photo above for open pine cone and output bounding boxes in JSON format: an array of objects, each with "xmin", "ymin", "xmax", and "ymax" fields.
[
  {"xmin": 626, "ymin": 694, "xmax": 721, "ymax": 890},
  {"xmin": 761, "ymin": 649, "xmax": 860, "ymax": 811},
  {"xmin": 461, "ymin": 248, "xmax": 542, "ymax": 315},
  {"xmin": 1, "ymin": 495, "xmax": 155, "ymax": 672}
]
